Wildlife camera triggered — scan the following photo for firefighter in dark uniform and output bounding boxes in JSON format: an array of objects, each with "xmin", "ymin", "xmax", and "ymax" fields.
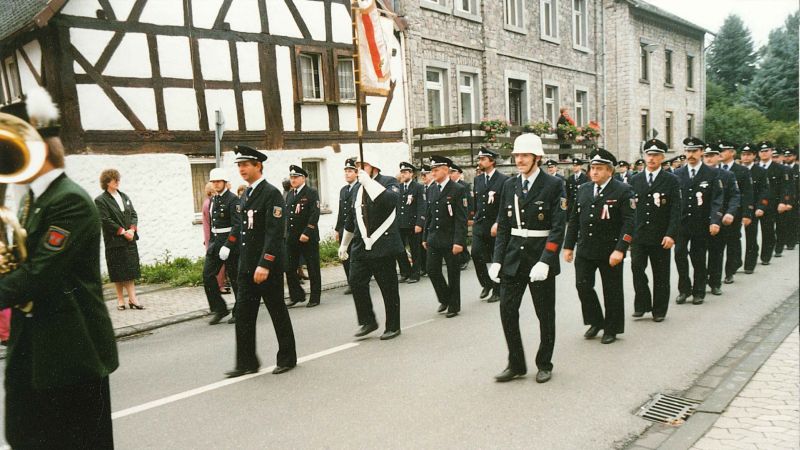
[
  {"xmin": 565, "ymin": 158, "xmax": 588, "ymax": 209},
  {"xmin": 338, "ymin": 159, "xmax": 404, "ymax": 340},
  {"xmin": 471, "ymin": 147, "xmax": 509, "ymax": 303},
  {"xmin": 629, "ymin": 139, "xmax": 681, "ymax": 322},
  {"xmin": 335, "ymin": 158, "xmax": 359, "ymax": 295},
  {"xmin": 633, "ymin": 159, "xmax": 645, "ymax": 175},
  {"xmin": 563, "ymin": 148, "xmax": 635, "ymax": 344},
  {"xmin": 703, "ymin": 144, "xmax": 741, "ymax": 295},
  {"xmin": 774, "ymin": 148, "xmax": 797, "ymax": 255},
  {"xmin": 423, "ymin": 155, "xmax": 468, "ymax": 318},
  {"xmin": 715, "ymin": 140, "xmax": 753, "ymax": 285},
  {"xmin": 673, "ymin": 137, "xmax": 724, "ymax": 305},
  {"xmin": 419, "ymin": 164, "xmax": 434, "ymax": 277},
  {"xmin": 450, "ymin": 163, "xmax": 472, "ymax": 270},
  {"xmin": 488, "ymin": 134, "xmax": 566, "ymax": 383},
  {"xmin": 204, "ymin": 168, "xmax": 242, "ymax": 324},
  {"xmin": 783, "ymin": 148, "xmax": 799, "ymax": 249},
  {"xmin": 756, "ymin": 141, "xmax": 793, "ymax": 264},
  {"xmin": 739, "ymin": 143, "xmax": 769, "ymax": 273},
  {"xmin": 396, "ymin": 162, "xmax": 426, "ymax": 283},
  {"xmin": 615, "ymin": 160, "xmax": 633, "ymax": 184},
  {"xmin": 545, "ymin": 158, "xmax": 566, "ymax": 187},
  {"xmin": 226, "ymin": 145, "xmax": 296, "ymax": 378},
  {"xmin": 285, "ymin": 165, "xmax": 322, "ymax": 307}
]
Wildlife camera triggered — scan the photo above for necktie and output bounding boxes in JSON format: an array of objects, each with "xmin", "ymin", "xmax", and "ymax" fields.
[
  {"xmin": 722, "ymin": 164, "xmax": 728, "ymax": 171},
  {"xmin": 245, "ymin": 186, "xmax": 253, "ymax": 201},
  {"xmin": 594, "ymin": 184, "xmax": 600, "ymax": 198},
  {"xmin": 485, "ymin": 173, "xmax": 490, "ymax": 185},
  {"xmin": 648, "ymin": 173, "xmax": 654, "ymax": 186},
  {"xmin": 690, "ymin": 168, "xmax": 696, "ymax": 179},
  {"xmin": 522, "ymin": 179, "xmax": 530, "ymax": 197},
  {"xmin": 438, "ymin": 183, "xmax": 443, "ymax": 194}
]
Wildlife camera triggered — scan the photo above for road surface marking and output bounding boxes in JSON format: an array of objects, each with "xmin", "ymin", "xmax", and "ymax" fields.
[{"xmin": 111, "ymin": 342, "xmax": 358, "ymax": 419}]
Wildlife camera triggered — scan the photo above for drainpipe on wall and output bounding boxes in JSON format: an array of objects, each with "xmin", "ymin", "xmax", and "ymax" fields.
[{"xmin": 400, "ymin": 28, "xmax": 414, "ymax": 159}]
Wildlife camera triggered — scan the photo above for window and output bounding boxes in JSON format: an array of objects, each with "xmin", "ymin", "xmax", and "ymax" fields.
[
  {"xmin": 574, "ymin": 90, "xmax": 587, "ymax": 126},
  {"xmin": 426, "ymin": 67, "xmax": 447, "ymax": 127},
  {"xmin": 299, "ymin": 53, "xmax": 323, "ymax": 101},
  {"xmin": 508, "ymin": 78, "xmax": 526, "ymax": 125},
  {"xmin": 572, "ymin": 0, "xmax": 588, "ymax": 49},
  {"xmin": 459, "ymin": 72, "xmax": 479, "ymax": 124},
  {"xmin": 457, "ymin": 0, "xmax": 478, "ymax": 15},
  {"xmin": 687, "ymin": 113, "xmax": 694, "ymax": 137},
  {"xmin": 336, "ymin": 57, "xmax": 356, "ymax": 102},
  {"xmin": 190, "ymin": 161, "xmax": 215, "ymax": 215},
  {"xmin": 506, "ymin": 0, "xmax": 524, "ymax": 29},
  {"xmin": 541, "ymin": 0, "xmax": 558, "ymax": 40},
  {"xmin": 302, "ymin": 160, "xmax": 321, "ymax": 196},
  {"xmin": 665, "ymin": 111, "xmax": 673, "ymax": 149},
  {"xmin": 640, "ymin": 110, "xmax": 649, "ymax": 142},
  {"xmin": 664, "ymin": 50, "xmax": 673, "ymax": 85},
  {"xmin": 0, "ymin": 71, "xmax": 6, "ymax": 105},
  {"xmin": 544, "ymin": 84, "xmax": 559, "ymax": 126},
  {"xmin": 3, "ymin": 56, "xmax": 22, "ymax": 101},
  {"xmin": 640, "ymin": 44, "xmax": 649, "ymax": 82},
  {"xmin": 686, "ymin": 55, "xmax": 695, "ymax": 89}
]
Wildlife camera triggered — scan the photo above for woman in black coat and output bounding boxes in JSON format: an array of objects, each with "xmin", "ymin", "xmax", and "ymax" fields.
[{"xmin": 95, "ymin": 169, "xmax": 144, "ymax": 310}]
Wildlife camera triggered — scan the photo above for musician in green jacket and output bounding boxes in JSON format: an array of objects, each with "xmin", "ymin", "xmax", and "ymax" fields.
[{"xmin": 0, "ymin": 90, "xmax": 118, "ymax": 449}]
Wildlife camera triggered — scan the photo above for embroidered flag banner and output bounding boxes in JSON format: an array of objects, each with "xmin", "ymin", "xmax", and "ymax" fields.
[{"xmin": 356, "ymin": 0, "xmax": 391, "ymax": 96}]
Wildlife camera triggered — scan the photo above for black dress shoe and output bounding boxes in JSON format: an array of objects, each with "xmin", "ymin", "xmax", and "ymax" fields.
[
  {"xmin": 272, "ymin": 365, "xmax": 295, "ymax": 375},
  {"xmin": 460, "ymin": 262, "xmax": 469, "ymax": 270},
  {"xmin": 398, "ymin": 275, "xmax": 409, "ymax": 283},
  {"xmin": 379, "ymin": 330, "xmax": 401, "ymax": 340},
  {"xmin": 479, "ymin": 286, "xmax": 492, "ymax": 299},
  {"xmin": 711, "ymin": 287, "xmax": 723, "ymax": 296},
  {"xmin": 437, "ymin": 303, "xmax": 448, "ymax": 313},
  {"xmin": 787, "ymin": 245, "xmax": 795, "ymax": 250},
  {"xmin": 761, "ymin": 260, "xmax": 771, "ymax": 265},
  {"xmin": 354, "ymin": 322, "xmax": 378, "ymax": 337},
  {"xmin": 774, "ymin": 252, "xmax": 782, "ymax": 258},
  {"xmin": 724, "ymin": 276, "xmax": 734, "ymax": 284},
  {"xmin": 692, "ymin": 296, "xmax": 704, "ymax": 305},
  {"xmin": 445, "ymin": 311, "xmax": 459, "ymax": 318},
  {"xmin": 225, "ymin": 367, "xmax": 259, "ymax": 378},
  {"xmin": 285, "ymin": 299, "xmax": 305, "ymax": 307},
  {"xmin": 601, "ymin": 334, "xmax": 617, "ymax": 344},
  {"xmin": 631, "ymin": 311, "xmax": 645, "ymax": 318},
  {"xmin": 494, "ymin": 368, "xmax": 525, "ymax": 382},
  {"xmin": 420, "ymin": 271, "xmax": 427, "ymax": 277},
  {"xmin": 209, "ymin": 311, "xmax": 229, "ymax": 325},
  {"xmin": 407, "ymin": 277, "xmax": 420, "ymax": 284},
  {"xmin": 653, "ymin": 316, "xmax": 665, "ymax": 322},
  {"xmin": 344, "ymin": 286, "xmax": 352, "ymax": 295},
  {"xmin": 744, "ymin": 269, "xmax": 754, "ymax": 274},
  {"xmin": 487, "ymin": 293, "xmax": 500, "ymax": 303},
  {"xmin": 227, "ymin": 316, "xmax": 236, "ymax": 324},
  {"xmin": 584, "ymin": 325, "xmax": 602, "ymax": 338},
  {"xmin": 535, "ymin": 370, "xmax": 552, "ymax": 383},
  {"xmin": 676, "ymin": 293, "xmax": 689, "ymax": 304},
  {"xmin": 306, "ymin": 301, "xmax": 320, "ymax": 308}
]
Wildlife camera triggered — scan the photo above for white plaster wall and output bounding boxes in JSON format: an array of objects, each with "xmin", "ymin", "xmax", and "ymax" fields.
[
  {"xmin": 70, "ymin": 28, "xmax": 114, "ymax": 74},
  {"xmin": 295, "ymin": 0, "xmax": 326, "ymax": 41},
  {"xmin": 242, "ymin": 91, "xmax": 266, "ymax": 130},
  {"xmin": 199, "ymin": 39, "xmax": 232, "ymax": 81},
  {"xmin": 236, "ymin": 42, "xmax": 261, "ymax": 83},
  {"xmin": 16, "ymin": 40, "xmax": 42, "ymax": 93},
  {"xmin": 300, "ymin": 105, "xmax": 330, "ymax": 131},
  {"xmin": 61, "ymin": 0, "xmax": 103, "ymax": 18},
  {"xmin": 100, "ymin": 32, "xmax": 151, "ymax": 78},
  {"xmin": 116, "ymin": 87, "xmax": 159, "ymax": 129},
  {"xmin": 77, "ymin": 84, "xmax": 133, "ymax": 130},
  {"xmin": 139, "ymin": 0, "xmax": 184, "ymax": 26},
  {"xmin": 331, "ymin": 3, "xmax": 353, "ymax": 44},
  {"xmin": 158, "ymin": 35, "xmax": 193, "ymax": 79},
  {"xmin": 163, "ymin": 88, "xmax": 200, "ymax": 130},
  {"xmin": 64, "ymin": 153, "xmax": 203, "ymax": 272},
  {"xmin": 275, "ymin": 45, "xmax": 295, "ymax": 131},
  {"xmin": 191, "ymin": 0, "xmax": 225, "ymax": 29},
  {"xmin": 226, "ymin": 0, "xmax": 262, "ymax": 33},
  {"xmin": 266, "ymin": 0, "xmax": 303, "ymax": 38},
  {"xmin": 338, "ymin": 105, "xmax": 358, "ymax": 132},
  {"xmin": 204, "ymin": 89, "xmax": 238, "ymax": 130},
  {"xmin": 108, "ymin": 0, "xmax": 138, "ymax": 21}
]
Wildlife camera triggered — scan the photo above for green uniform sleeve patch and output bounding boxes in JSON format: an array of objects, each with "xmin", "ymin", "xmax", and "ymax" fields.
[{"xmin": 43, "ymin": 226, "xmax": 70, "ymax": 251}]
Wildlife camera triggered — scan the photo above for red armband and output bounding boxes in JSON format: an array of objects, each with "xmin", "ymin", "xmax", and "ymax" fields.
[
  {"xmin": 263, "ymin": 254, "xmax": 275, "ymax": 262},
  {"xmin": 228, "ymin": 235, "xmax": 237, "ymax": 243},
  {"xmin": 545, "ymin": 242, "xmax": 559, "ymax": 252},
  {"xmin": 623, "ymin": 234, "xmax": 632, "ymax": 243}
]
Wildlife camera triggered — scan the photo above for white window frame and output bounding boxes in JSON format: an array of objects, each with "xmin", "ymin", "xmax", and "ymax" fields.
[
  {"xmin": 686, "ymin": 53, "xmax": 695, "ymax": 90},
  {"xmin": 540, "ymin": 0, "xmax": 559, "ymax": 43},
  {"xmin": 299, "ymin": 52, "xmax": 324, "ymax": 102},
  {"xmin": 454, "ymin": 0, "xmax": 482, "ymax": 21},
  {"xmin": 543, "ymin": 80, "xmax": 560, "ymax": 126},
  {"xmin": 336, "ymin": 56, "xmax": 356, "ymax": 103},
  {"xmin": 664, "ymin": 48, "xmax": 674, "ymax": 86},
  {"xmin": 574, "ymin": 87, "xmax": 589, "ymax": 126},
  {"xmin": 504, "ymin": 0, "xmax": 526, "ymax": 34},
  {"xmin": 505, "ymin": 70, "xmax": 530, "ymax": 126},
  {"xmin": 639, "ymin": 43, "xmax": 650, "ymax": 82},
  {"xmin": 301, "ymin": 159, "xmax": 328, "ymax": 210},
  {"xmin": 421, "ymin": 0, "xmax": 450, "ymax": 14},
  {"xmin": 572, "ymin": 0, "xmax": 589, "ymax": 51},
  {"xmin": 0, "ymin": 67, "xmax": 6, "ymax": 105},
  {"xmin": 3, "ymin": 55, "xmax": 22, "ymax": 102},
  {"xmin": 641, "ymin": 109, "xmax": 650, "ymax": 142},
  {"xmin": 457, "ymin": 67, "xmax": 481, "ymax": 125},
  {"xmin": 424, "ymin": 63, "xmax": 449, "ymax": 127}
]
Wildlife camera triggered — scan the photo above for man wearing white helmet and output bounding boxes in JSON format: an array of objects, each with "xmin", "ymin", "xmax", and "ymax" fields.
[
  {"xmin": 204, "ymin": 167, "xmax": 242, "ymax": 325},
  {"xmin": 488, "ymin": 133, "xmax": 567, "ymax": 383}
]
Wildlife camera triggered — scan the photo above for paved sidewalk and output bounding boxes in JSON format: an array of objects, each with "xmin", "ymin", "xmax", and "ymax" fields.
[
  {"xmin": 692, "ymin": 327, "xmax": 799, "ymax": 450},
  {"xmin": 107, "ymin": 263, "xmax": 349, "ymax": 336}
]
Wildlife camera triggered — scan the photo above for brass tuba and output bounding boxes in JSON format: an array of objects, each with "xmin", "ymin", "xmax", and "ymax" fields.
[{"xmin": 0, "ymin": 112, "xmax": 48, "ymax": 274}]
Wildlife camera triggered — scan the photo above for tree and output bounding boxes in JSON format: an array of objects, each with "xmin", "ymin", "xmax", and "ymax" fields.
[
  {"xmin": 707, "ymin": 15, "xmax": 757, "ymax": 93},
  {"xmin": 704, "ymin": 103, "xmax": 769, "ymax": 144},
  {"xmin": 747, "ymin": 12, "xmax": 799, "ymax": 122}
]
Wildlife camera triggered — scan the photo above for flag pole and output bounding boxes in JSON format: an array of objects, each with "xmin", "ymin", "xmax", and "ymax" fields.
[{"xmin": 350, "ymin": 0, "xmax": 365, "ymax": 165}]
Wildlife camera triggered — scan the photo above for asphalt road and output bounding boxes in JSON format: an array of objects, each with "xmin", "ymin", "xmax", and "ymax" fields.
[{"xmin": 1, "ymin": 253, "xmax": 797, "ymax": 449}]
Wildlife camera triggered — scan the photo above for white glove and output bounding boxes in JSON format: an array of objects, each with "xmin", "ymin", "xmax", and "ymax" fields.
[
  {"xmin": 338, "ymin": 230, "xmax": 354, "ymax": 261},
  {"xmin": 218, "ymin": 246, "xmax": 230, "ymax": 261},
  {"xmin": 529, "ymin": 261, "xmax": 549, "ymax": 282},
  {"xmin": 488, "ymin": 263, "xmax": 502, "ymax": 283},
  {"xmin": 358, "ymin": 169, "xmax": 386, "ymax": 199}
]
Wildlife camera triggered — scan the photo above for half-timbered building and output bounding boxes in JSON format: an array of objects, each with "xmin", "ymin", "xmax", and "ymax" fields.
[{"xmin": 0, "ymin": 0, "xmax": 410, "ymax": 263}]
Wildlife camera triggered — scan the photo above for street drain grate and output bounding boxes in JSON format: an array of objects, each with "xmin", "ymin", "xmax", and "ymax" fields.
[{"xmin": 636, "ymin": 393, "xmax": 700, "ymax": 426}]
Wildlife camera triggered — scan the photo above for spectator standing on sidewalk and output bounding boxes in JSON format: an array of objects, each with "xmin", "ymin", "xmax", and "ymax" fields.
[{"xmin": 95, "ymin": 169, "xmax": 144, "ymax": 310}]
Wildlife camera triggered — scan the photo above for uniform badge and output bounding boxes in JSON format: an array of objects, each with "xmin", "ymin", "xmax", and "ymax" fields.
[
  {"xmin": 462, "ymin": 198, "xmax": 468, "ymax": 208},
  {"xmin": 630, "ymin": 197, "xmax": 637, "ymax": 209},
  {"xmin": 488, "ymin": 191, "xmax": 496, "ymax": 204},
  {"xmin": 507, "ymin": 210, "xmax": 513, "ymax": 217},
  {"xmin": 390, "ymin": 186, "xmax": 400, "ymax": 193},
  {"xmin": 700, "ymin": 181, "xmax": 709, "ymax": 188},
  {"xmin": 247, "ymin": 210, "xmax": 254, "ymax": 229},
  {"xmin": 560, "ymin": 197, "xmax": 567, "ymax": 210},
  {"xmin": 653, "ymin": 192, "xmax": 661, "ymax": 207},
  {"xmin": 43, "ymin": 226, "xmax": 70, "ymax": 251},
  {"xmin": 236, "ymin": 204, "xmax": 242, "ymax": 213},
  {"xmin": 696, "ymin": 191, "xmax": 703, "ymax": 206},
  {"xmin": 273, "ymin": 206, "xmax": 282, "ymax": 218},
  {"xmin": 538, "ymin": 213, "xmax": 545, "ymax": 221}
]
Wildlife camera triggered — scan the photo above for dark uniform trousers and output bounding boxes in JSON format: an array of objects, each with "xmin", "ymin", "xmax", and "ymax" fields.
[
  {"xmin": 631, "ymin": 243, "xmax": 671, "ymax": 317},
  {"xmin": 203, "ymin": 235, "xmax": 239, "ymax": 313},
  {"xmin": 707, "ymin": 220, "xmax": 741, "ymax": 283},
  {"xmin": 744, "ymin": 219, "xmax": 761, "ymax": 270},
  {"xmin": 471, "ymin": 232, "xmax": 497, "ymax": 291},
  {"xmin": 674, "ymin": 165, "xmax": 723, "ymax": 298},
  {"xmin": 424, "ymin": 181, "xmax": 468, "ymax": 314},
  {"xmin": 575, "ymin": 254, "xmax": 625, "ymax": 334},
  {"xmin": 500, "ymin": 274, "xmax": 556, "ymax": 373},
  {"xmin": 286, "ymin": 238, "xmax": 321, "ymax": 303},
  {"xmin": 397, "ymin": 228, "xmax": 422, "ymax": 278},
  {"xmin": 758, "ymin": 211, "xmax": 777, "ymax": 262},
  {"xmin": 345, "ymin": 174, "xmax": 405, "ymax": 332},
  {"xmin": 234, "ymin": 181, "xmax": 297, "ymax": 371}
]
